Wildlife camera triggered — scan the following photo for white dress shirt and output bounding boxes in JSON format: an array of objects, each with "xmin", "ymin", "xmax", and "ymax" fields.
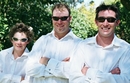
[
  {"xmin": 0, "ymin": 47, "xmax": 29, "ymax": 83},
  {"xmin": 26, "ymin": 30, "xmax": 81, "ymax": 83},
  {"xmin": 70, "ymin": 35, "xmax": 130, "ymax": 83}
]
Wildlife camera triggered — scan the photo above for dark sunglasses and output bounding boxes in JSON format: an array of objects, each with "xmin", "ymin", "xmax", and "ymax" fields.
[
  {"xmin": 97, "ymin": 17, "xmax": 117, "ymax": 23},
  {"xmin": 12, "ymin": 37, "xmax": 28, "ymax": 42},
  {"xmin": 52, "ymin": 16, "xmax": 69, "ymax": 21}
]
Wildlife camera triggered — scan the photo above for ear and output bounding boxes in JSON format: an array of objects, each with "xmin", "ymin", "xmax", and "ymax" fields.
[
  {"xmin": 116, "ymin": 20, "xmax": 120, "ymax": 26},
  {"xmin": 95, "ymin": 20, "xmax": 98, "ymax": 25},
  {"xmin": 69, "ymin": 16, "xmax": 72, "ymax": 22}
]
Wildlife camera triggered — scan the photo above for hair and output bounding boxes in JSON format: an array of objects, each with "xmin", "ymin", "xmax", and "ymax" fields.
[
  {"xmin": 9, "ymin": 23, "xmax": 34, "ymax": 42},
  {"xmin": 95, "ymin": 3, "xmax": 120, "ymax": 20},
  {"xmin": 52, "ymin": 3, "xmax": 71, "ymax": 16}
]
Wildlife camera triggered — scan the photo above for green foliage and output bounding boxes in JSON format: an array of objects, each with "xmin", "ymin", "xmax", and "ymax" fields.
[
  {"xmin": 104, "ymin": 0, "xmax": 130, "ymax": 43},
  {"xmin": 115, "ymin": 1, "xmax": 130, "ymax": 43},
  {"xmin": 70, "ymin": 3, "xmax": 97, "ymax": 39},
  {"xmin": 71, "ymin": 8, "xmax": 97, "ymax": 39},
  {"xmin": 0, "ymin": 0, "xmax": 130, "ymax": 51},
  {"xmin": 0, "ymin": 0, "xmax": 60, "ymax": 50},
  {"xmin": 0, "ymin": 16, "xmax": 9, "ymax": 50}
]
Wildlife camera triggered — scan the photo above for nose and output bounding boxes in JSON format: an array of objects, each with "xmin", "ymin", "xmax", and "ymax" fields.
[
  {"xmin": 103, "ymin": 19, "xmax": 109, "ymax": 26},
  {"xmin": 16, "ymin": 40, "xmax": 22, "ymax": 43},
  {"xmin": 57, "ymin": 19, "xmax": 62, "ymax": 23}
]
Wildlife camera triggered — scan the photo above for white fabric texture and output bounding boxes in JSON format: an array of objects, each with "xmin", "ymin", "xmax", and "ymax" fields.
[
  {"xmin": 70, "ymin": 35, "xmax": 130, "ymax": 83},
  {"xmin": 26, "ymin": 30, "xmax": 81, "ymax": 83},
  {"xmin": 0, "ymin": 47, "xmax": 29, "ymax": 83}
]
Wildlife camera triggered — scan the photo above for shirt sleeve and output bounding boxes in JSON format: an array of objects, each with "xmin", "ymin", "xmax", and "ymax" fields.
[
  {"xmin": 26, "ymin": 35, "xmax": 53, "ymax": 78},
  {"xmin": 26, "ymin": 50, "xmax": 47, "ymax": 78},
  {"xmin": 0, "ymin": 53, "xmax": 21, "ymax": 83},
  {"xmin": 70, "ymin": 45, "xmax": 130, "ymax": 83},
  {"xmin": 69, "ymin": 45, "xmax": 87, "ymax": 83},
  {"xmin": 45, "ymin": 58, "xmax": 70, "ymax": 79},
  {"xmin": 85, "ymin": 47, "xmax": 130, "ymax": 83},
  {"xmin": 0, "ymin": 72, "xmax": 21, "ymax": 83}
]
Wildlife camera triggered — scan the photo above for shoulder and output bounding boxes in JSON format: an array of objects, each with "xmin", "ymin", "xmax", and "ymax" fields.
[
  {"xmin": 35, "ymin": 32, "xmax": 52, "ymax": 42},
  {"xmin": 76, "ymin": 37, "xmax": 94, "ymax": 48},
  {"xmin": 115, "ymin": 36, "xmax": 130, "ymax": 48},
  {"xmin": 0, "ymin": 47, "xmax": 12, "ymax": 54},
  {"xmin": 0, "ymin": 47, "xmax": 12, "ymax": 58},
  {"xmin": 80, "ymin": 37, "xmax": 95, "ymax": 44}
]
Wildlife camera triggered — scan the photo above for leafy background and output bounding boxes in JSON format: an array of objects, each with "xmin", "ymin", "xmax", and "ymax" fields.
[{"xmin": 0, "ymin": 0, "xmax": 130, "ymax": 50}]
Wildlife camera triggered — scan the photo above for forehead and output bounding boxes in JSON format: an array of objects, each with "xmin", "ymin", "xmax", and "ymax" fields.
[
  {"xmin": 53, "ymin": 8, "xmax": 69, "ymax": 16},
  {"xmin": 98, "ymin": 10, "xmax": 116, "ymax": 17},
  {"xmin": 14, "ymin": 32, "xmax": 27, "ymax": 38}
]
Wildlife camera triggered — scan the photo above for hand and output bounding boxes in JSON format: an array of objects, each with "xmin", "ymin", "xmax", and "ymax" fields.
[
  {"xmin": 39, "ymin": 57, "xmax": 50, "ymax": 65},
  {"xmin": 62, "ymin": 57, "xmax": 70, "ymax": 62},
  {"xmin": 81, "ymin": 64, "xmax": 89, "ymax": 75},
  {"xmin": 110, "ymin": 67, "xmax": 120, "ymax": 74},
  {"xmin": 21, "ymin": 76, "xmax": 24, "ymax": 82}
]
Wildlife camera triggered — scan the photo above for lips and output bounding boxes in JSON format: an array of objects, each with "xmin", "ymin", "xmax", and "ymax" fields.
[{"xmin": 101, "ymin": 27, "xmax": 110, "ymax": 32}]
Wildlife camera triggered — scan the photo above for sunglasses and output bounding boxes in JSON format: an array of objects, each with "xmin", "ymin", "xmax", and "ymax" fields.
[
  {"xmin": 96, "ymin": 17, "xmax": 117, "ymax": 23},
  {"xmin": 52, "ymin": 16, "xmax": 69, "ymax": 21},
  {"xmin": 12, "ymin": 37, "xmax": 28, "ymax": 42}
]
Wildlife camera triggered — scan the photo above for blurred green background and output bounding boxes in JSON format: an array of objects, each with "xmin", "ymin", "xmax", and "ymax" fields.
[{"xmin": 0, "ymin": 0, "xmax": 130, "ymax": 51}]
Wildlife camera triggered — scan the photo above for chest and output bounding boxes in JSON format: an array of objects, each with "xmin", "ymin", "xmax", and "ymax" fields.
[
  {"xmin": 42, "ymin": 38, "xmax": 77, "ymax": 60},
  {"xmin": 83, "ymin": 46, "xmax": 125, "ymax": 72},
  {"xmin": 1, "ymin": 55, "xmax": 27, "ymax": 74}
]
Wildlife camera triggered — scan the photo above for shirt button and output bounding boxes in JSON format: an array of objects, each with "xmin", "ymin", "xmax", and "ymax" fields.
[
  {"xmin": 49, "ymin": 69, "xmax": 51, "ymax": 71},
  {"xmin": 88, "ymin": 78, "xmax": 91, "ymax": 80}
]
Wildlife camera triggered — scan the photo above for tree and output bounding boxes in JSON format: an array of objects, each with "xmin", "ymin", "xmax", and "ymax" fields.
[
  {"xmin": 120, "ymin": 0, "xmax": 130, "ymax": 10},
  {"xmin": 0, "ymin": 0, "xmax": 60, "ymax": 50},
  {"xmin": 71, "ymin": 3, "xmax": 97, "ymax": 39},
  {"xmin": 104, "ymin": 0, "xmax": 130, "ymax": 43}
]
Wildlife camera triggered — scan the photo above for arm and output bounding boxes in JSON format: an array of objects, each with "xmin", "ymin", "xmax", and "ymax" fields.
[
  {"xmin": 0, "ymin": 52, "xmax": 22, "ymax": 83},
  {"xmin": 26, "ymin": 51, "xmax": 49, "ymax": 78},
  {"xmin": 26, "ymin": 36, "xmax": 52, "ymax": 78},
  {"xmin": 70, "ymin": 44, "xmax": 130, "ymax": 83},
  {"xmin": 85, "ymin": 48, "xmax": 130, "ymax": 83},
  {"xmin": 0, "ymin": 73, "xmax": 22, "ymax": 83},
  {"xmin": 40, "ymin": 56, "xmax": 71, "ymax": 79},
  {"xmin": 82, "ymin": 66, "xmax": 120, "ymax": 75}
]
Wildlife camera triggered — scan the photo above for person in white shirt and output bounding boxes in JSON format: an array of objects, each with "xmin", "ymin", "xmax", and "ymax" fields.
[
  {"xmin": 25, "ymin": 3, "xmax": 81, "ymax": 83},
  {"xmin": 69, "ymin": 3, "xmax": 130, "ymax": 83},
  {"xmin": 0, "ymin": 23, "xmax": 34, "ymax": 83}
]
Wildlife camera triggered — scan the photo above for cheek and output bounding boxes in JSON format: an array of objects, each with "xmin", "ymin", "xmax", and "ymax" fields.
[
  {"xmin": 11, "ymin": 41, "xmax": 16, "ymax": 45},
  {"xmin": 64, "ymin": 21, "xmax": 70, "ymax": 25},
  {"xmin": 95, "ymin": 21, "xmax": 101, "ymax": 27},
  {"xmin": 23, "ymin": 42, "xmax": 29, "ymax": 45},
  {"xmin": 96, "ymin": 23, "xmax": 102, "ymax": 28},
  {"xmin": 53, "ymin": 21, "xmax": 57, "ymax": 25}
]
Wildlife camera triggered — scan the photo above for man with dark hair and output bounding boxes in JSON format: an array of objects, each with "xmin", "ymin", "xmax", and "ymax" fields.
[
  {"xmin": 70, "ymin": 3, "xmax": 130, "ymax": 83},
  {"xmin": 26, "ymin": 3, "xmax": 81, "ymax": 83}
]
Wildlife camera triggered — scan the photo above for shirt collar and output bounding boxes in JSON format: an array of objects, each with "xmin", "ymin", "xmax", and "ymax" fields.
[
  {"xmin": 86, "ymin": 34, "xmax": 122, "ymax": 47},
  {"xmin": 47, "ymin": 29, "xmax": 79, "ymax": 40},
  {"xmin": 8, "ymin": 47, "xmax": 29, "ymax": 58}
]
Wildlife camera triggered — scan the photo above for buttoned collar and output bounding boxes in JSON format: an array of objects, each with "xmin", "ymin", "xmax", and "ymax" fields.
[
  {"xmin": 86, "ymin": 34, "xmax": 122, "ymax": 48},
  {"xmin": 46, "ymin": 29, "xmax": 79, "ymax": 40},
  {"xmin": 7, "ymin": 47, "xmax": 29, "ymax": 59}
]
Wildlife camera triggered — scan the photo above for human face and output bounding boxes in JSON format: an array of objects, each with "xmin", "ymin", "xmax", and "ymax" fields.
[
  {"xmin": 95, "ymin": 10, "xmax": 120, "ymax": 38},
  {"xmin": 52, "ymin": 8, "xmax": 71, "ymax": 37},
  {"xmin": 11, "ymin": 32, "xmax": 29, "ymax": 52}
]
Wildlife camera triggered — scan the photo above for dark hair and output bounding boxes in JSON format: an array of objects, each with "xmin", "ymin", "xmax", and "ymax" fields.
[
  {"xmin": 52, "ymin": 3, "xmax": 71, "ymax": 16},
  {"xmin": 95, "ymin": 3, "xmax": 120, "ymax": 20},
  {"xmin": 9, "ymin": 23, "xmax": 34, "ymax": 42}
]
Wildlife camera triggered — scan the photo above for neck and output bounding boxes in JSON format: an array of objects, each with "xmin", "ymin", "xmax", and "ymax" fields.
[
  {"xmin": 55, "ymin": 33, "xmax": 66, "ymax": 39},
  {"xmin": 55, "ymin": 29, "xmax": 70, "ymax": 39},
  {"xmin": 96, "ymin": 34, "xmax": 114, "ymax": 47},
  {"xmin": 13, "ymin": 50, "xmax": 24, "ymax": 59}
]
